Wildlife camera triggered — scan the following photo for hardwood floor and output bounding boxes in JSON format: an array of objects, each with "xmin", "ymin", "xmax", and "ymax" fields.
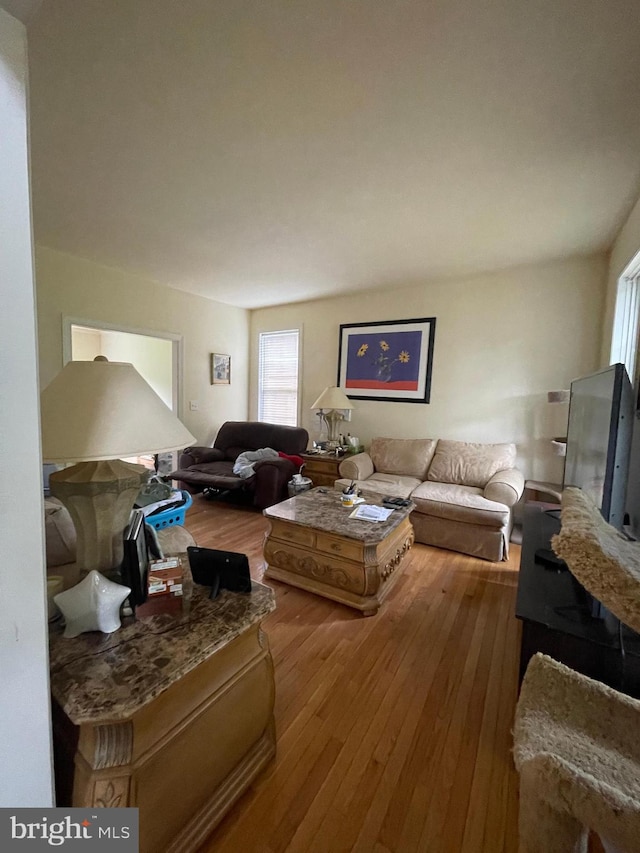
[{"xmin": 185, "ymin": 494, "xmax": 522, "ymax": 853}]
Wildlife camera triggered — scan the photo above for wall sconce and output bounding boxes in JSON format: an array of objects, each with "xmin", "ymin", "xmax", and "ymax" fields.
[
  {"xmin": 547, "ymin": 389, "xmax": 570, "ymax": 456},
  {"xmin": 310, "ymin": 386, "xmax": 354, "ymax": 448}
]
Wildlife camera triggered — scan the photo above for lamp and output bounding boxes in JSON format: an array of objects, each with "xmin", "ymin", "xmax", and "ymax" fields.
[
  {"xmin": 40, "ymin": 360, "xmax": 196, "ymax": 576},
  {"xmin": 310, "ymin": 386, "xmax": 354, "ymax": 448}
]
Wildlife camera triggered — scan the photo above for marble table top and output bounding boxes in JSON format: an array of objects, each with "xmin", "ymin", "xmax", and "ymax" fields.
[
  {"xmin": 263, "ymin": 487, "xmax": 414, "ymax": 543},
  {"xmin": 49, "ymin": 562, "xmax": 275, "ymax": 725}
]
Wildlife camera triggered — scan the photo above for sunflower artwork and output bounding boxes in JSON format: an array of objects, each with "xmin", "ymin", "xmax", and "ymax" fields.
[
  {"xmin": 338, "ymin": 318, "xmax": 436, "ymax": 403},
  {"xmin": 359, "ymin": 338, "xmax": 412, "ymax": 384}
]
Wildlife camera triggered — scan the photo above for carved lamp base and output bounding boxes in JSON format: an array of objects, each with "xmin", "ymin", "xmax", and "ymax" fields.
[{"xmin": 49, "ymin": 460, "xmax": 147, "ymax": 576}]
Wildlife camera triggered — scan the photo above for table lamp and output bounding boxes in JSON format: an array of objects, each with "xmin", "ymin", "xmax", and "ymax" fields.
[
  {"xmin": 40, "ymin": 359, "xmax": 196, "ymax": 576},
  {"xmin": 311, "ymin": 386, "xmax": 354, "ymax": 448}
]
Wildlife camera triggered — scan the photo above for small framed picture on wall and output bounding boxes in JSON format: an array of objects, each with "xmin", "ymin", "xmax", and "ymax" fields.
[{"xmin": 211, "ymin": 353, "xmax": 231, "ymax": 385}]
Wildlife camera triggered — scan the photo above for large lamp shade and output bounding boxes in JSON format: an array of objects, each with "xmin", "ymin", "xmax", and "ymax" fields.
[{"xmin": 41, "ymin": 360, "xmax": 195, "ymax": 463}]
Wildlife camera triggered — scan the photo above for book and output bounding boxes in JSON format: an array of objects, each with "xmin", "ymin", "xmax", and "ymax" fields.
[{"xmin": 349, "ymin": 504, "xmax": 394, "ymax": 522}]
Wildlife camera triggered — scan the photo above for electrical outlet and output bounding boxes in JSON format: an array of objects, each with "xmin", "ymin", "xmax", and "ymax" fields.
[{"xmin": 189, "ymin": 400, "xmax": 199, "ymax": 411}]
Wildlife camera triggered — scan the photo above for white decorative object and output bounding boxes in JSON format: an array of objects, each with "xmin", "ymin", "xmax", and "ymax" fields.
[{"xmin": 54, "ymin": 570, "xmax": 131, "ymax": 638}]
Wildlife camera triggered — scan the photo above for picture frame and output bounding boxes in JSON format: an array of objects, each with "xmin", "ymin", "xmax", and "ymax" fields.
[
  {"xmin": 337, "ymin": 317, "xmax": 436, "ymax": 403},
  {"xmin": 211, "ymin": 353, "xmax": 231, "ymax": 385},
  {"xmin": 120, "ymin": 509, "xmax": 149, "ymax": 607}
]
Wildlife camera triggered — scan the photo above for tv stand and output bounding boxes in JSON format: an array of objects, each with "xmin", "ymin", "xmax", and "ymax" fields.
[
  {"xmin": 533, "ymin": 546, "xmax": 568, "ymax": 572},
  {"xmin": 516, "ymin": 502, "xmax": 640, "ymax": 697}
]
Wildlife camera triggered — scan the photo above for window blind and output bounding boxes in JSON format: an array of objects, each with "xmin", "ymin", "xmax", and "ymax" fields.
[{"xmin": 258, "ymin": 330, "xmax": 300, "ymax": 426}]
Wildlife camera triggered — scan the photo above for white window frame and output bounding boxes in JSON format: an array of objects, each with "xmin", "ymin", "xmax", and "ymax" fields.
[
  {"xmin": 257, "ymin": 328, "xmax": 301, "ymax": 426},
  {"xmin": 610, "ymin": 250, "xmax": 640, "ymax": 383}
]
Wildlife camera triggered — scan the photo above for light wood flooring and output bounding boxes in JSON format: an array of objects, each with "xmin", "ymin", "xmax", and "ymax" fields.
[{"xmin": 185, "ymin": 494, "xmax": 522, "ymax": 853}]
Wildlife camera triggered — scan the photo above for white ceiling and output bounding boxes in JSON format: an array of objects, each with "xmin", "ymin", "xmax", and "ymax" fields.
[
  {"xmin": 26, "ymin": 0, "xmax": 640, "ymax": 309},
  {"xmin": 1, "ymin": 0, "xmax": 42, "ymax": 24}
]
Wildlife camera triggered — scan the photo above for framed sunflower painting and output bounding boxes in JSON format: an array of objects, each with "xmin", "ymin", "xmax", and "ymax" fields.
[{"xmin": 337, "ymin": 317, "xmax": 436, "ymax": 403}]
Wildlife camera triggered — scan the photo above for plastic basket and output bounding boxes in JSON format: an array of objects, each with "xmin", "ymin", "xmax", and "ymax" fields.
[{"xmin": 147, "ymin": 490, "xmax": 193, "ymax": 530}]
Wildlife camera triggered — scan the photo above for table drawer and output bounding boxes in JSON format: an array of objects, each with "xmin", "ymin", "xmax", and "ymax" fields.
[
  {"xmin": 315, "ymin": 533, "xmax": 363, "ymax": 562},
  {"xmin": 270, "ymin": 520, "xmax": 316, "ymax": 548},
  {"xmin": 302, "ymin": 455, "xmax": 342, "ymax": 487}
]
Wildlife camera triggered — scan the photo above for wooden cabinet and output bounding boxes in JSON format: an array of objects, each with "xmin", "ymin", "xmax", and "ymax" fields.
[
  {"xmin": 300, "ymin": 453, "xmax": 343, "ymax": 487},
  {"xmin": 50, "ymin": 578, "xmax": 276, "ymax": 853}
]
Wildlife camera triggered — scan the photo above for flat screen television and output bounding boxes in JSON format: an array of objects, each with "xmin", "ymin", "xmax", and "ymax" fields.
[{"xmin": 563, "ymin": 363, "xmax": 634, "ymax": 530}]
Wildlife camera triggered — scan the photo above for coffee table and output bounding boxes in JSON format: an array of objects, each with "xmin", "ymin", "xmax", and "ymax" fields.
[{"xmin": 263, "ymin": 488, "xmax": 414, "ymax": 615}]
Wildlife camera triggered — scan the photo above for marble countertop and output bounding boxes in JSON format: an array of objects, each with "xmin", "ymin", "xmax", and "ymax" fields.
[
  {"xmin": 49, "ymin": 566, "xmax": 275, "ymax": 725},
  {"xmin": 263, "ymin": 487, "xmax": 414, "ymax": 543}
]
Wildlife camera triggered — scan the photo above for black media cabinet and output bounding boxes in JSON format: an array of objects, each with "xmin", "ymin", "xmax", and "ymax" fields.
[{"xmin": 516, "ymin": 502, "xmax": 640, "ymax": 698}]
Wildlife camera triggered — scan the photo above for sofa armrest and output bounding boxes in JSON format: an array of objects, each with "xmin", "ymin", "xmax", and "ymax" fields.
[
  {"xmin": 484, "ymin": 468, "xmax": 525, "ymax": 507},
  {"xmin": 179, "ymin": 446, "xmax": 224, "ymax": 468},
  {"xmin": 339, "ymin": 452, "xmax": 375, "ymax": 481},
  {"xmin": 252, "ymin": 457, "xmax": 297, "ymax": 508}
]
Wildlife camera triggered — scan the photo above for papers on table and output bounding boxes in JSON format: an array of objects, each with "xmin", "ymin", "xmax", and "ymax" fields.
[{"xmin": 349, "ymin": 504, "xmax": 394, "ymax": 522}]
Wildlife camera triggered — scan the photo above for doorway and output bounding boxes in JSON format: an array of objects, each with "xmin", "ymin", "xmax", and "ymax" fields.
[{"xmin": 63, "ymin": 317, "xmax": 183, "ymax": 473}]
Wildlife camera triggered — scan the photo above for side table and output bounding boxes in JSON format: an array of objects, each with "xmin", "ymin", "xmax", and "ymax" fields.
[
  {"xmin": 49, "ymin": 575, "xmax": 276, "ymax": 853},
  {"xmin": 301, "ymin": 452, "xmax": 344, "ymax": 487}
]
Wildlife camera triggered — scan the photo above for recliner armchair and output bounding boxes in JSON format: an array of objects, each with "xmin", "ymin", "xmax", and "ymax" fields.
[{"xmin": 170, "ymin": 421, "xmax": 308, "ymax": 509}]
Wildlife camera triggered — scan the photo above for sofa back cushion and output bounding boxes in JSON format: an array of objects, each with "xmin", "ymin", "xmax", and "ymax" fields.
[
  {"xmin": 370, "ymin": 438, "xmax": 437, "ymax": 481},
  {"xmin": 427, "ymin": 440, "xmax": 516, "ymax": 488},
  {"xmin": 214, "ymin": 421, "xmax": 309, "ymax": 460}
]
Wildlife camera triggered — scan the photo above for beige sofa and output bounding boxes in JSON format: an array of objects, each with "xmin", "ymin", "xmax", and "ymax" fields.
[{"xmin": 335, "ymin": 437, "xmax": 524, "ymax": 562}]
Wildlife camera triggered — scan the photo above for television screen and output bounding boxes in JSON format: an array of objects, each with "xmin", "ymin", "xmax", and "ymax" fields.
[{"xmin": 563, "ymin": 363, "xmax": 633, "ymax": 530}]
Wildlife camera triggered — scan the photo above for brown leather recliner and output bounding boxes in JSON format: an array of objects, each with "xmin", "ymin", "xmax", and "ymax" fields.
[{"xmin": 170, "ymin": 421, "xmax": 309, "ymax": 509}]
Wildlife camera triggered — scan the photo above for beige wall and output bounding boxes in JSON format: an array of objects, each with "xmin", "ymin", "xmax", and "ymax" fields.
[
  {"xmin": 36, "ymin": 246, "xmax": 250, "ymax": 445},
  {"xmin": 251, "ymin": 254, "xmax": 608, "ymax": 482},
  {"xmin": 35, "ymin": 246, "xmax": 609, "ymax": 482}
]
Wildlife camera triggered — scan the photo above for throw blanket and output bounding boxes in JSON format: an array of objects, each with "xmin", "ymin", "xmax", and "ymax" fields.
[
  {"xmin": 278, "ymin": 452, "xmax": 304, "ymax": 468},
  {"xmin": 233, "ymin": 447, "xmax": 279, "ymax": 479}
]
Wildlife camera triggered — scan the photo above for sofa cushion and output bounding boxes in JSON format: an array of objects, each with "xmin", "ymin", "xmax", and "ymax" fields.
[
  {"xmin": 335, "ymin": 473, "xmax": 421, "ymax": 500},
  {"xmin": 174, "ymin": 461, "xmax": 247, "ymax": 490},
  {"xmin": 426, "ymin": 440, "xmax": 516, "ymax": 488},
  {"xmin": 370, "ymin": 438, "xmax": 437, "ymax": 481},
  {"xmin": 410, "ymin": 481, "xmax": 510, "ymax": 528}
]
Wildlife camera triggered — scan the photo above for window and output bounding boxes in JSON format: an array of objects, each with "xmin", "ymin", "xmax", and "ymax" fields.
[
  {"xmin": 258, "ymin": 329, "xmax": 300, "ymax": 426},
  {"xmin": 611, "ymin": 251, "xmax": 640, "ymax": 383}
]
